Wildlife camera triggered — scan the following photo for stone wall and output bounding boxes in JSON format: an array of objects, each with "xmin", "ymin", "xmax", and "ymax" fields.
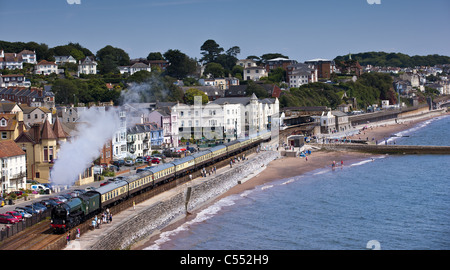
[{"xmin": 89, "ymin": 150, "xmax": 280, "ymax": 250}]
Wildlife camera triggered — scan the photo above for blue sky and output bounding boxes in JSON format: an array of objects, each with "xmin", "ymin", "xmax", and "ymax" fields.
[{"xmin": 1, "ymin": 0, "xmax": 449, "ymax": 62}]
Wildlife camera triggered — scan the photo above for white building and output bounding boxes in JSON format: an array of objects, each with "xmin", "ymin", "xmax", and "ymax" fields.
[
  {"xmin": 237, "ymin": 59, "xmax": 257, "ymax": 68},
  {"xmin": 19, "ymin": 50, "xmax": 37, "ymax": 64},
  {"xmin": 21, "ymin": 106, "xmax": 53, "ymax": 126},
  {"xmin": 126, "ymin": 124, "xmax": 151, "ymax": 157},
  {"xmin": 287, "ymin": 63, "xmax": 317, "ymax": 88},
  {"xmin": 243, "ymin": 66, "xmax": 267, "ymax": 81},
  {"xmin": 77, "ymin": 56, "xmax": 98, "ymax": 76},
  {"xmin": 119, "ymin": 62, "xmax": 151, "ymax": 75},
  {"xmin": 54, "ymin": 55, "xmax": 77, "ymax": 65},
  {"xmin": 172, "ymin": 93, "xmax": 279, "ymax": 141},
  {"xmin": 0, "ymin": 140, "xmax": 27, "ymax": 194},
  {"xmin": 34, "ymin": 60, "xmax": 58, "ymax": 75},
  {"xmin": 0, "ymin": 74, "xmax": 31, "ymax": 88}
]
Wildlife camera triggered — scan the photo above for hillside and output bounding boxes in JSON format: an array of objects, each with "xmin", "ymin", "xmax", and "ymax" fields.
[{"xmin": 334, "ymin": 52, "xmax": 450, "ymax": 68}]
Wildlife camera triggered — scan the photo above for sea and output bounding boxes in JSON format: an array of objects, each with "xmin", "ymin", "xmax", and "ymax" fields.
[{"xmin": 144, "ymin": 115, "xmax": 450, "ymax": 250}]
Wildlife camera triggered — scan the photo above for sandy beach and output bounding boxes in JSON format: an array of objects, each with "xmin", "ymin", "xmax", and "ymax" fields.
[{"xmin": 132, "ymin": 111, "xmax": 448, "ymax": 250}]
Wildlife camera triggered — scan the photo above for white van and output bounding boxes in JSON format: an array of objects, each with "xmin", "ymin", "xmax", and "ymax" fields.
[{"xmin": 31, "ymin": 184, "xmax": 50, "ymax": 192}]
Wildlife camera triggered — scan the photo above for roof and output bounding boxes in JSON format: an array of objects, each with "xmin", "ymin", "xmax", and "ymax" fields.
[
  {"xmin": 146, "ymin": 162, "xmax": 174, "ymax": 173},
  {"xmin": 36, "ymin": 60, "xmax": 56, "ymax": 66},
  {"xmin": 211, "ymin": 96, "xmax": 252, "ymax": 106},
  {"xmin": 0, "ymin": 140, "xmax": 25, "ymax": 158}
]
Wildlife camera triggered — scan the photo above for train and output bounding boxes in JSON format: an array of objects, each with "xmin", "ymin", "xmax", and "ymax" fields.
[{"xmin": 50, "ymin": 131, "xmax": 271, "ymax": 233}]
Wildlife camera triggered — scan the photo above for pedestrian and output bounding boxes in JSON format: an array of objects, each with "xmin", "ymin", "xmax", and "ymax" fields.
[
  {"xmin": 76, "ymin": 227, "xmax": 80, "ymax": 238},
  {"xmin": 341, "ymin": 160, "xmax": 343, "ymax": 166},
  {"xmin": 109, "ymin": 213, "xmax": 112, "ymax": 223},
  {"xmin": 133, "ymin": 200, "xmax": 135, "ymax": 210},
  {"xmin": 67, "ymin": 232, "xmax": 70, "ymax": 245},
  {"xmin": 305, "ymin": 156, "xmax": 308, "ymax": 161}
]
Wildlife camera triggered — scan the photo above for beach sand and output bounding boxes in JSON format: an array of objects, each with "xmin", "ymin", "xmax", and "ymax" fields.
[{"xmin": 132, "ymin": 111, "xmax": 448, "ymax": 250}]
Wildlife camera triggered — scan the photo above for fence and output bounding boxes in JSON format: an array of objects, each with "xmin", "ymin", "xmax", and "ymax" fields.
[{"xmin": 0, "ymin": 209, "xmax": 51, "ymax": 242}]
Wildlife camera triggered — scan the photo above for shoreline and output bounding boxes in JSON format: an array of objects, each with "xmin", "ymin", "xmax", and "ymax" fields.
[{"xmin": 131, "ymin": 110, "xmax": 449, "ymax": 250}]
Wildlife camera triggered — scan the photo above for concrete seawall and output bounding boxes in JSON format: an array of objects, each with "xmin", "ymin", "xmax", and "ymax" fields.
[
  {"xmin": 308, "ymin": 143, "xmax": 450, "ymax": 155},
  {"xmin": 87, "ymin": 150, "xmax": 280, "ymax": 250}
]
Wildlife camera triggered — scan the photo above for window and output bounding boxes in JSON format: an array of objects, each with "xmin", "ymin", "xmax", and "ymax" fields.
[{"xmin": 0, "ymin": 119, "xmax": 6, "ymax": 127}]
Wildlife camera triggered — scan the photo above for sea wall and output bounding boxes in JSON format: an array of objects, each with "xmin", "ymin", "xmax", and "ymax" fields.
[
  {"xmin": 89, "ymin": 150, "xmax": 280, "ymax": 250},
  {"xmin": 309, "ymin": 143, "xmax": 450, "ymax": 155}
]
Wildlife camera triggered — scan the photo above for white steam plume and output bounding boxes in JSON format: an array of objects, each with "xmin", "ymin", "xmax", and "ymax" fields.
[{"xmin": 50, "ymin": 107, "xmax": 120, "ymax": 186}]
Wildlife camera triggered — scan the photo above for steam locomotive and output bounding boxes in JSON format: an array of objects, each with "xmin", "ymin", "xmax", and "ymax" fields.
[{"xmin": 51, "ymin": 131, "xmax": 271, "ymax": 233}]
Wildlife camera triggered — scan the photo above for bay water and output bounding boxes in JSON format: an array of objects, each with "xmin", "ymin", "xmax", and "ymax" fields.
[{"xmin": 145, "ymin": 115, "xmax": 450, "ymax": 250}]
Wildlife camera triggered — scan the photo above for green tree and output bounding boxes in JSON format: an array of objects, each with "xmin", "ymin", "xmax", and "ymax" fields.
[
  {"xmin": 147, "ymin": 52, "xmax": 164, "ymax": 61},
  {"xmin": 52, "ymin": 79, "xmax": 78, "ymax": 104},
  {"xmin": 96, "ymin": 45, "xmax": 130, "ymax": 74},
  {"xmin": 184, "ymin": 88, "xmax": 209, "ymax": 105},
  {"xmin": 200, "ymin": 39, "xmax": 224, "ymax": 64},
  {"xmin": 163, "ymin": 49, "xmax": 197, "ymax": 79},
  {"xmin": 204, "ymin": 62, "xmax": 225, "ymax": 78}
]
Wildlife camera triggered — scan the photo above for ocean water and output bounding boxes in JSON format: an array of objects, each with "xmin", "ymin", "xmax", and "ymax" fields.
[{"xmin": 145, "ymin": 115, "xmax": 450, "ymax": 250}]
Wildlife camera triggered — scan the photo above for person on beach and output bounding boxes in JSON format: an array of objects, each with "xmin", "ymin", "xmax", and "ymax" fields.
[{"xmin": 67, "ymin": 232, "xmax": 70, "ymax": 245}]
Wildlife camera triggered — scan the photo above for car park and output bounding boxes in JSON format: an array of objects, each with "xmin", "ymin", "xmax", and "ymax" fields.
[{"xmin": 0, "ymin": 214, "xmax": 21, "ymax": 224}]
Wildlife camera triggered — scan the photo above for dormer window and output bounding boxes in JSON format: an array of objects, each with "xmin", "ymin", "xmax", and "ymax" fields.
[{"xmin": 0, "ymin": 119, "xmax": 6, "ymax": 127}]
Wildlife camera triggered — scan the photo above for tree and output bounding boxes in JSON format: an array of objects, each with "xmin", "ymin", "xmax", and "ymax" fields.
[
  {"xmin": 52, "ymin": 79, "xmax": 78, "ymax": 104},
  {"xmin": 200, "ymin": 39, "xmax": 223, "ymax": 64},
  {"xmin": 147, "ymin": 52, "xmax": 164, "ymax": 61},
  {"xmin": 260, "ymin": 53, "xmax": 289, "ymax": 64},
  {"xmin": 204, "ymin": 62, "xmax": 225, "ymax": 78},
  {"xmin": 184, "ymin": 88, "xmax": 209, "ymax": 105},
  {"xmin": 163, "ymin": 49, "xmax": 197, "ymax": 79},
  {"xmin": 96, "ymin": 45, "xmax": 130, "ymax": 74}
]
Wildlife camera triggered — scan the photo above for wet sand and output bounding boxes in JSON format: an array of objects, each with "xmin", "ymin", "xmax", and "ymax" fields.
[{"xmin": 132, "ymin": 111, "xmax": 448, "ymax": 250}]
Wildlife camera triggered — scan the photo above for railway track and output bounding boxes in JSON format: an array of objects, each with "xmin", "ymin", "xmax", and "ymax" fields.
[{"xmin": 0, "ymin": 220, "xmax": 63, "ymax": 250}]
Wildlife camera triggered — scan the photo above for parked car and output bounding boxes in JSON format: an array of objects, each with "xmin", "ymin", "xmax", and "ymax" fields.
[
  {"xmin": 112, "ymin": 160, "xmax": 125, "ymax": 167},
  {"xmin": 15, "ymin": 206, "xmax": 38, "ymax": 215},
  {"xmin": 100, "ymin": 178, "xmax": 116, "ymax": 187},
  {"xmin": 13, "ymin": 209, "xmax": 32, "ymax": 218},
  {"xmin": 136, "ymin": 167, "xmax": 152, "ymax": 173},
  {"xmin": 125, "ymin": 159, "xmax": 135, "ymax": 166},
  {"xmin": 135, "ymin": 157, "xmax": 144, "ymax": 163},
  {"xmin": 40, "ymin": 199, "xmax": 59, "ymax": 208},
  {"xmin": 6, "ymin": 211, "xmax": 24, "ymax": 220},
  {"xmin": 0, "ymin": 214, "xmax": 21, "ymax": 224},
  {"xmin": 25, "ymin": 203, "xmax": 45, "ymax": 214},
  {"xmin": 151, "ymin": 158, "xmax": 161, "ymax": 164}
]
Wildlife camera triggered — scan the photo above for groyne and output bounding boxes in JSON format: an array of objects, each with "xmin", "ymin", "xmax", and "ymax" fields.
[
  {"xmin": 87, "ymin": 150, "xmax": 280, "ymax": 250},
  {"xmin": 308, "ymin": 143, "xmax": 450, "ymax": 155}
]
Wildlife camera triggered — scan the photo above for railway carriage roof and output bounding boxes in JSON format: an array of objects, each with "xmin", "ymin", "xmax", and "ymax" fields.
[
  {"xmin": 209, "ymin": 145, "xmax": 226, "ymax": 152},
  {"xmin": 95, "ymin": 180, "xmax": 128, "ymax": 195},
  {"xmin": 171, "ymin": 155, "xmax": 194, "ymax": 165},
  {"xmin": 146, "ymin": 162, "xmax": 174, "ymax": 173},
  {"xmin": 191, "ymin": 150, "xmax": 212, "ymax": 158}
]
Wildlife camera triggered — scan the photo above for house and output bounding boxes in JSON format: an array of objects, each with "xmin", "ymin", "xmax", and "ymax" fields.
[
  {"xmin": 127, "ymin": 124, "xmax": 152, "ymax": 157},
  {"xmin": 0, "ymin": 113, "xmax": 23, "ymax": 141},
  {"xmin": 265, "ymin": 58, "xmax": 297, "ymax": 73},
  {"xmin": 18, "ymin": 50, "xmax": 37, "ymax": 64},
  {"xmin": 304, "ymin": 59, "xmax": 336, "ymax": 79},
  {"xmin": 0, "ymin": 140, "xmax": 27, "ymax": 194},
  {"xmin": 243, "ymin": 66, "xmax": 267, "ymax": 81},
  {"xmin": 14, "ymin": 117, "xmax": 69, "ymax": 183},
  {"xmin": 0, "ymin": 74, "xmax": 31, "ymax": 88},
  {"xmin": 77, "ymin": 56, "xmax": 97, "ymax": 76},
  {"xmin": 34, "ymin": 60, "xmax": 58, "ymax": 75},
  {"xmin": 319, "ymin": 110, "xmax": 352, "ymax": 134},
  {"xmin": 148, "ymin": 60, "xmax": 169, "ymax": 71},
  {"xmin": 20, "ymin": 105, "xmax": 53, "ymax": 126},
  {"xmin": 119, "ymin": 62, "xmax": 151, "ymax": 75},
  {"xmin": 54, "ymin": 55, "xmax": 77, "ymax": 65},
  {"xmin": 286, "ymin": 63, "xmax": 317, "ymax": 88},
  {"xmin": 237, "ymin": 59, "xmax": 257, "ymax": 68},
  {"xmin": 0, "ymin": 50, "xmax": 23, "ymax": 70},
  {"xmin": 148, "ymin": 108, "xmax": 179, "ymax": 148}
]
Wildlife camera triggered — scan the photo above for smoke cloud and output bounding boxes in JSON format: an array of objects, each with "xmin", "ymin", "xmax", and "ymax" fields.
[{"xmin": 50, "ymin": 107, "xmax": 120, "ymax": 186}]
